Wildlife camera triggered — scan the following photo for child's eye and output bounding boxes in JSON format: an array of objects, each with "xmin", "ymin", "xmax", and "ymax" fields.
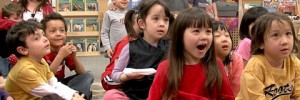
[
  {"xmin": 225, "ymin": 35, "xmax": 230, "ymax": 37},
  {"xmin": 153, "ymin": 17, "xmax": 158, "ymax": 21},
  {"xmin": 206, "ymin": 30, "xmax": 212, "ymax": 33},
  {"xmin": 192, "ymin": 29, "xmax": 199, "ymax": 33},
  {"xmin": 214, "ymin": 35, "xmax": 220, "ymax": 37},
  {"xmin": 60, "ymin": 29, "xmax": 65, "ymax": 32},
  {"xmin": 286, "ymin": 32, "xmax": 292, "ymax": 36},
  {"xmin": 272, "ymin": 33, "xmax": 279, "ymax": 37},
  {"xmin": 164, "ymin": 18, "xmax": 169, "ymax": 22}
]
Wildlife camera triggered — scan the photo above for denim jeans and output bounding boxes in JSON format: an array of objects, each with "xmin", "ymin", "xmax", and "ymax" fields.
[{"xmin": 0, "ymin": 57, "xmax": 10, "ymax": 78}]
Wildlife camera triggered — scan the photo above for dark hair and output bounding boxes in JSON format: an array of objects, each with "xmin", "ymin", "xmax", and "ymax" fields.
[
  {"xmin": 2, "ymin": 2, "xmax": 22, "ymax": 18},
  {"xmin": 18, "ymin": 0, "xmax": 48, "ymax": 12},
  {"xmin": 6, "ymin": 20, "xmax": 43, "ymax": 58},
  {"xmin": 137, "ymin": 0, "xmax": 174, "ymax": 35},
  {"xmin": 125, "ymin": 7, "xmax": 138, "ymax": 38},
  {"xmin": 41, "ymin": 12, "xmax": 67, "ymax": 32},
  {"xmin": 163, "ymin": 8, "xmax": 222, "ymax": 99},
  {"xmin": 239, "ymin": 7, "xmax": 268, "ymax": 39},
  {"xmin": 251, "ymin": 12, "xmax": 298, "ymax": 55},
  {"xmin": 212, "ymin": 21, "xmax": 233, "ymax": 66}
]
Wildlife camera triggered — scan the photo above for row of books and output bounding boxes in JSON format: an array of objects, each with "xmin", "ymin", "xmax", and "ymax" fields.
[
  {"xmin": 263, "ymin": 0, "xmax": 297, "ymax": 15},
  {"xmin": 65, "ymin": 18, "xmax": 99, "ymax": 32},
  {"xmin": 66, "ymin": 38, "xmax": 100, "ymax": 52},
  {"xmin": 59, "ymin": 0, "xmax": 98, "ymax": 12}
]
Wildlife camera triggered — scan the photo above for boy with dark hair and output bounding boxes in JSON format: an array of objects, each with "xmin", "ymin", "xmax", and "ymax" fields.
[
  {"xmin": 41, "ymin": 12, "xmax": 94, "ymax": 100},
  {"xmin": 5, "ymin": 20, "xmax": 84, "ymax": 100}
]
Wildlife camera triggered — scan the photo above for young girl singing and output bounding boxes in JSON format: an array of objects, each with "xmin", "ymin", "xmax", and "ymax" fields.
[
  {"xmin": 148, "ymin": 7, "xmax": 234, "ymax": 100},
  {"xmin": 213, "ymin": 21, "xmax": 243, "ymax": 96},
  {"xmin": 236, "ymin": 13, "xmax": 300, "ymax": 99}
]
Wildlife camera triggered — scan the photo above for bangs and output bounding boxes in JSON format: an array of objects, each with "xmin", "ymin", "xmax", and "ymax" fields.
[{"xmin": 188, "ymin": 15, "xmax": 212, "ymax": 29}]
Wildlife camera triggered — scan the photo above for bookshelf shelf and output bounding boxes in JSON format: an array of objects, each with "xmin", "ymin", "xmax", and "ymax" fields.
[
  {"xmin": 58, "ymin": 11, "xmax": 99, "ymax": 17},
  {"xmin": 67, "ymin": 32, "xmax": 99, "ymax": 37},
  {"xmin": 56, "ymin": 0, "xmax": 108, "ymax": 56}
]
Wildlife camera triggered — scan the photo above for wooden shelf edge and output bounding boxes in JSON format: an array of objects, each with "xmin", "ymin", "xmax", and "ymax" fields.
[
  {"xmin": 67, "ymin": 32, "xmax": 99, "ymax": 37},
  {"xmin": 76, "ymin": 52, "xmax": 101, "ymax": 56},
  {"xmin": 58, "ymin": 11, "xmax": 99, "ymax": 17}
]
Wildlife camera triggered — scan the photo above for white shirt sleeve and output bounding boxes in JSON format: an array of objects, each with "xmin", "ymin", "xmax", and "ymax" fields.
[{"xmin": 29, "ymin": 77, "xmax": 76, "ymax": 100}]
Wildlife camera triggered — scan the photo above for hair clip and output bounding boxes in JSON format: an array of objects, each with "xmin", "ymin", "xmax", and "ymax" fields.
[{"xmin": 135, "ymin": 10, "xmax": 138, "ymax": 14}]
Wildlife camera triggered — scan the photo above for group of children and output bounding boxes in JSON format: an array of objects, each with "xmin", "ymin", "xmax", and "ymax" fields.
[
  {"xmin": 100, "ymin": 0, "xmax": 300, "ymax": 100},
  {"xmin": 0, "ymin": 0, "xmax": 94, "ymax": 100},
  {"xmin": 0, "ymin": 0, "xmax": 300, "ymax": 99}
]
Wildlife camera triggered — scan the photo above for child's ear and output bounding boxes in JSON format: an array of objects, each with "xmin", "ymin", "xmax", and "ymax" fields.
[
  {"xmin": 259, "ymin": 44, "xmax": 264, "ymax": 49},
  {"xmin": 16, "ymin": 46, "xmax": 29, "ymax": 56},
  {"xmin": 138, "ymin": 19, "xmax": 145, "ymax": 29}
]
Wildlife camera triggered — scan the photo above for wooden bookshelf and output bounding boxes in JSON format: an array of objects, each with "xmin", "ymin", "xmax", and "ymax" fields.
[{"xmin": 56, "ymin": 0, "xmax": 107, "ymax": 56}]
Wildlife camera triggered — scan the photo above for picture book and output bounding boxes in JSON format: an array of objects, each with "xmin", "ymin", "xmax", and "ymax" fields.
[
  {"xmin": 73, "ymin": 38, "xmax": 86, "ymax": 52},
  {"xmin": 59, "ymin": 0, "xmax": 70, "ymax": 12},
  {"xmin": 72, "ymin": 18, "xmax": 85, "ymax": 32},
  {"xmin": 263, "ymin": 0, "xmax": 279, "ymax": 12},
  {"xmin": 86, "ymin": 18, "xmax": 98, "ymax": 31},
  {"xmin": 279, "ymin": 0, "xmax": 297, "ymax": 15},
  {"xmin": 72, "ymin": 0, "xmax": 85, "ymax": 11},
  {"xmin": 65, "ymin": 18, "xmax": 72, "ymax": 32},
  {"xmin": 86, "ymin": 0, "xmax": 98, "ymax": 11},
  {"xmin": 86, "ymin": 38, "xmax": 99, "ymax": 52}
]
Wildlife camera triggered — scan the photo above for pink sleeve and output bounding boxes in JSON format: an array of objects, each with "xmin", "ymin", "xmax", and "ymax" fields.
[
  {"xmin": 230, "ymin": 52, "xmax": 244, "ymax": 96},
  {"xmin": 217, "ymin": 59, "xmax": 235, "ymax": 99},
  {"xmin": 235, "ymin": 39, "xmax": 251, "ymax": 61},
  {"xmin": 148, "ymin": 61, "xmax": 168, "ymax": 100}
]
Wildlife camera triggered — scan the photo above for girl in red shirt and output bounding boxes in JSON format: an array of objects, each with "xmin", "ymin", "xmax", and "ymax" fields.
[{"xmin": 148, "ymin": 8, "xmax": 234, "ymax": 100}]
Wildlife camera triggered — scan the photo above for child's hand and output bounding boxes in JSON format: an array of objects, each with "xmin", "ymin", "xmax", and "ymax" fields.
[
  {"xmin": 72, "ymin": 93, "xmax": 85, "ymax": 100},
  {"xmin": 70, "ymin": 44, "xmax": 77, "ymax": 57},
  {"xmin": 58, "ymin": 42, "xmax": 73, "ymax": 58},
  {"xmin": 125, "ymin": 73, "xmax": 145, "ymax": 80},
  {"xmin": 106, "ymin": 49, "xmax": 114, "ymax": 58}
]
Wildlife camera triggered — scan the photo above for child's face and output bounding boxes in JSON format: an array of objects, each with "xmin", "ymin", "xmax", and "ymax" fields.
[
  {"xmin": 261, "ymin": 20, "xmax": 294, "ymax": 61},
  {"xmin": 24, "ymin": 29, "xmax": 50, "ymax": 58},
  {"xmin": 139, "ymin": 4, "xmax": 169, "ymax": 40},
  {"xmin": 214, "ymin": 28, "xmax": 232, "ymax": 60},
  {"xmin": 183, "ymin": 27, "xmax": 213, "ymax": 63},
  {"xmin": 44, "ymin": 20, "xmax": 67, "ymax": 48},
  {"xmin": 113, "ymin": 0, "xmax": 129, "ymax": 10},
  {"xmin": 7, "ymin": 13, "xmax": 22, "ymax": 22}
]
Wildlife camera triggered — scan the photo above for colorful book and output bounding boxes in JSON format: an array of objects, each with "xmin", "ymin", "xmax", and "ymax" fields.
[
  {"xmin": 279, "ymin": 0, "xmax": 297, "ymax": 15},
  {"xmin": 72, "ymin": 0, "xmax": 85, "ymax": 11},
  {"xmin": 72, "ymin": 18, "xmax": 85, "ymax": 32},
  {"xmin": 86, "ymin": 0, "xmax": 98, "ymax": 11},
  {"xmin": 263, "ymin": 0, "xmax": 279, "ymax": 12},
  {"xmin": 86, "ymin": 18, "xmax": 98, "ymax": 31},
  {"xmin": 73, "ymin": 38, "xmax": 86, "ymax": 52},
  {"xmin": 65, "ymin": 18, "xmax": 72, "ymax": 32},
  {"xmin": 59, "ymin": 0, "xmax": 70, "ymax": 12},
  {"xmin": 86, "ymin": 38, "xmax": 99, "ymax": 52}
]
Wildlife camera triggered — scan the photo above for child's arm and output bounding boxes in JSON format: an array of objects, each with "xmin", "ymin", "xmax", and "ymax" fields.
[
  {"xmin": 231, "ymin": 53, "xmax": 244, "ymax": 96},
  {"xmin": 293, "ymin": 56, "xmax": 300, "ymax": 98},
  {"xmin": 101, "ymin": 11, "xmax": 113, "ymax": 58},
  {"xmin": 212, "ymin": 1, "xmax": 219, "ymax": 21},
  {"xmin": 111, "ymin": 44, "xmax": 145, "ymax": 83},
  {"xmin": 48, "ymin": 43, "xmax": 73, "ymax": 73},
  {"xmin": 70, "ymin": 45, "xmax": 85, "ymax": 74},
  {"xmin": 0, "ymin": 76, "xmax": 5, "ymax": 89}
]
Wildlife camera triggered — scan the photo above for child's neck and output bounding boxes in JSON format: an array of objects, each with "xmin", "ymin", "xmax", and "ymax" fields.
[
  {"xmin": 27, "ymin": 55, "xmax": 43, "ymax": 64},
  {"xmin": 27, "ymin": 0, "xmax": 40, "ymax": 11},
  {"xmin": 265, "ymin": 55, "xmax": 284, "ymax": 69},
  {"xmin": 50, "ymin": 46, "xmax": 60, "ymax": 54},
  {"xmin": 117, "ymin": 7, "xmax": 126, "ymax": 11},
  {"xmin": 143, "ymin": 34, "xmax": 160, "ymax": 45}
]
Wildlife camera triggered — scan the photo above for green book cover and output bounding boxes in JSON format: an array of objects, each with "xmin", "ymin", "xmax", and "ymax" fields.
[
  {"xmin": 72, "ymin": 18, "xmax": 85, "ymax": 32},
  {"xmin": 86, "ymin": 18, "xmax": 98, "ymax": 31},
  {"xmin": 65, "ymin": 18, "xmax": 72, "ymax": 32},
  {"xmin": 86, "ymin": 0, "xmax": 98, "ymax": 11},
  {"xmin": 59, "ymin": 0, "xmax": 70, "ymax": 11},
  {"xmin": 86, "ymin": 38, "xmax": 99, "ymax": 52},
  {"xmin": 72, "ymin": 0, "xmax": 85, "ymax": 11},
  {"xmin": 73, "ymin": 38, "xmax": 86, "ymax": 52}
]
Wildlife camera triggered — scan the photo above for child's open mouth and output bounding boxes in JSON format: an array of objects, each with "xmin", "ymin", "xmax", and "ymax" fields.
[
  {"xmin": 197, "ymin": 44, "xmax": 206, "ymax": 50},
  {"xmin": 222, "ymin": 45, "xmax": 229, "ymax": 49}
]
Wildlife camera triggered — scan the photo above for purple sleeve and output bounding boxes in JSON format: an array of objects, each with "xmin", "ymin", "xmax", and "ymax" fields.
[
  {"xmin": 111, "ymin": 44, "xmax": 130, "ymax": 83},
  {"xmin": 0, "ymin": 89, "xmax": 10, "ymax": 100}
]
